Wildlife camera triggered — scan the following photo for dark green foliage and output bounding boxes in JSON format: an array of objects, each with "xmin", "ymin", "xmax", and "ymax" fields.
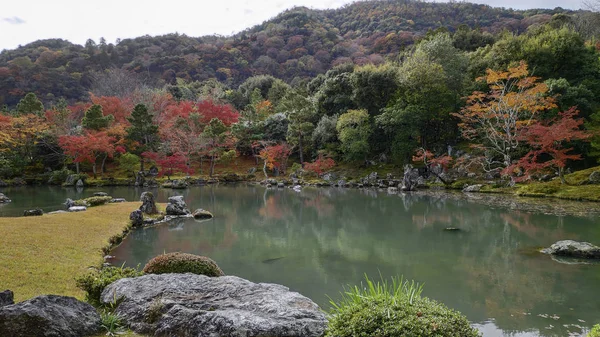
[
  {"xmin": 75, "ymin": 265, "xmax": 143, "ymax": 306},
  {"xmin": 126, "ymin": 104, "xmax": 159, "ymax": 153},
  {"xmin": 16, "ymin": 93, "xmax": 44, "ymax": 116},
  {"xmin": 142, "ymin": 252, "xmax": 224, "ymax": 277},
  {"xmin": 326, "ymin": 275, "xmax": 480, "ymax": 337},
  {"xmin": 82, "ymin": 104, "xmax": 113, "ymax": 130},
  {"xmin": 47, "ymin": 169, "xmax": 74, "ymax": 185}
]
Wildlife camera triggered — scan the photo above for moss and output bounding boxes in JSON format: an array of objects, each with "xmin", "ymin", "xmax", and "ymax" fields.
[
  {"xmin": 74, "ymin": 196, "xmax": 114, "ymax": 207},
  {"xmin": 143, "ymin": 252, "xmax": 224, "ymax": 277}
]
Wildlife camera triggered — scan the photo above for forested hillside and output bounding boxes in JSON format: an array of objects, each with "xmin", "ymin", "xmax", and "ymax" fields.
[
  {"xmin": 1, "ymin": 0, "xmax": 600, "ymax": 185},
  {"xmin": 0, "ymin": 0, "xmax": 576, "ymax": 107}
]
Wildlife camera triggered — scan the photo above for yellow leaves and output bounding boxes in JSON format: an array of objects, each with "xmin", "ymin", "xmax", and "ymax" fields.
[{"xmin": 0, "ymin": 114, "xmax": 49, "ymax": 152}]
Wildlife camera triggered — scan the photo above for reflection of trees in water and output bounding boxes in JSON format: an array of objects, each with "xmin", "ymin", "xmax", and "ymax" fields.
[{"xmin": 112, "ymin": 186, "xmax": 600, "ymax": 336}]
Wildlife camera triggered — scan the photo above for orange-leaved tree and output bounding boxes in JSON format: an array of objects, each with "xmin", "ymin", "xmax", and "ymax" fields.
[
  {"xmin": 412, "ymin": 148, "xmax": 453, "ymax": 184},
  {"xmin": 453, "ymin": 61, "xmax": 556, "ymax": 171}
]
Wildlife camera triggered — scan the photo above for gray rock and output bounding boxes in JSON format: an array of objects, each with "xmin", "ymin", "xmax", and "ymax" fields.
[
  {"xmin": 589, "ymin": 171, "xmax": 600, "ymax": 184},
  {"xmin": 110, "ymin": 198, "xmax": 126, "ymax": 203},
  {"xmin": 193, "ymin": 209, "xmax": 213, "ymax": 220},
  {"xmin": 23, "ymin": 209, "xmax": 43, "ymax": 217},
  {"xmin": 68, "ymin": 206, "xmax": 87, "ymax": 212},
  {"xmin": 322, "ymin": 173, "xmax": 336, "ymax": 182},
  {"xmin": 0, "ymin": 180, "xmax": 7, "ymax": 187},
  {"xmin": 64, "ymin": 198, "xmax": 75, "ymax": 208},
  {"xmin": 166, "ymin": 195, "xmax": 190, "ymax": 216},
  {"xmin": 135, "ymin": 173, "xmax": 145, "ymax": 187},
  {"xmin": 293, "ymin": 185, "xmax": 302, "ymax": 192},
  {"xmin": 0, "ymin": 193, "xmax": 11, "ymax": 203},
  {"xmin": 93, "ymin": 192, "xmax": 108, "ymax": 197},
  {"xmin": 100, "ymin": 274, "xmax": 326, "ymax": 337},
  {"xmin": 0, "ymin": 295, "xmax": 101, "ymax": 337},
  {"xmin": 401, "ymin": 164, "xmax": 420, "ymax": 191},
  {"xmin": 48, "ymin": 210, "xmax": 68, "ymax": 215},
  {"xmin": 75, "ymin": 179, "xmax": 84, "ymax": 187},
  {"xmin": 541, "ymin": 240, "xmax": 600, "ymax": 259},
  {"xmin": 463, "ymin": 184, "xmax": 483, "ymax": 193},
  {"xmin": 171, "ymin": 180, "xmax": 188, "ymax": 189},
  {"xmin": 139, "ymin": 192, "xmax": 158, "ymax": 215},
  {"xmin": 0, "ymin": 290, "xmax": 13, "ymax": 307},
  {"xmin": 387, "ymin": 187, "xmax": 398, "ymax": 194},
  {"xmin": 277, "ymin": 182, "xmax": 285, "ymax": 188},
  {"xmin": 129, "ymin": 210, "xmax": 144, "ymax": 227},
  {"xmin": 148, "ymin": 166, "xmax": 159, "ymax": 176},
  {"xmin": 64, "ymin": 174, "xmax": 78, "ymax": 186}
]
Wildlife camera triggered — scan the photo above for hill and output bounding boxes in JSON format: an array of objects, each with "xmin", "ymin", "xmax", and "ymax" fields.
[{"xmin": 0, "ymin": 0, "xmax": 576, "ymax": 107}]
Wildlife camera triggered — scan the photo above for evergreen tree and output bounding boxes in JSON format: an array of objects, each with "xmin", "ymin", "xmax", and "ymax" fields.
[
  {"xmin": 126, "ymin": 104, "xmax": 159, "ymax": 171},
  {"xmin": 82, "ymin": 104, "xmax": 113, "ymax": 130},
  {"xmin": 16, "ymin": 93, "xmax": 44, "ymax": 116}
]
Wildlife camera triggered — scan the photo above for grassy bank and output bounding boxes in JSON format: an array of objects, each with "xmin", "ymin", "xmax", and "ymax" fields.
[
  {"xmin": 0, "ymin": 202, "xmax": 140, "ymax": 302},
  {"xmin": 514, "ymin": 167, "xmax": 600, "ymax": 202}
]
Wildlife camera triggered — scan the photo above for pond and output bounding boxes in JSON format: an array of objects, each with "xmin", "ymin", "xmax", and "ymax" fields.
[{"xmin": 1, "ymin": 185, "xmax": 599, "ymax": 337}]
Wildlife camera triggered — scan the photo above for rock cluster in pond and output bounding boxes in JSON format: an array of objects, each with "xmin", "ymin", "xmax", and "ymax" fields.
[
  {"xmin": 166, "ymin": 195, "xmax": 190, "ymax": 216},
  {"xmin": 0, "ymin": 295, "xmax": 101, "ymax": 337},
  {"xmin": 23, "ymin": 208, "xmax": 43, "ymax": 216},
  {"xmin": 0, "ymin": 193, "xmax": 10, "ymax": 203},
  {"xmin": 139, "ymin": 192, "xmax": 158, "ymax": 214},
  {"xmin": 100, "ymin": 274, "xmax": 327, "ymax": 337},
  {"xmin": 541, "ymin": 240, "xmax": 600, "ymax": 259}
]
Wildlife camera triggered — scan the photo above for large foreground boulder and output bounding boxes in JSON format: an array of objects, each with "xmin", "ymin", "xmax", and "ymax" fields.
[
  {"xmin": 541, "ymin": 240, "xmax": 600, "ymax": 259},
  {"xmin": 0, "ymin": 295, "xmax": 101, "ymax": 337},
  {"xmin": 100, "ymin": 274, "xmax": 327, "ymax": 337}
]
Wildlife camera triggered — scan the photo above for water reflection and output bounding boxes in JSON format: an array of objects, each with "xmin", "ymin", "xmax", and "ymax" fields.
[{"xmin": 2, "ymin": 185, "xmax": 599, "ymax": 336}]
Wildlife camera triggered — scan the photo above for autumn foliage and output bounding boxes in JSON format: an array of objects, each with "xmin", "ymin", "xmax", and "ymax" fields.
[{"xmin": 304, "ymin": 155, "xmax": 336, "ymax": 177}]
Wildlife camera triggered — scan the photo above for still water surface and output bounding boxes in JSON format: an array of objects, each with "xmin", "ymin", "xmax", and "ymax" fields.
[{"xmin": 1, "ymin": 185, "xmax": 599, "ymax": 336}]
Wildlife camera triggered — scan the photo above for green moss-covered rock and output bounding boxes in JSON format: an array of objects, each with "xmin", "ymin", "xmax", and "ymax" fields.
[
  {"xmin": 143, "ymin": 252, "xmax": 224, "ymax": 277},
  {"xmin": 73, "ymin": 196, "xmax": 113, "ymax": 207},
  {"xmin": 589, "ymin": 324, "xmax": 600, "ymax": 337}
]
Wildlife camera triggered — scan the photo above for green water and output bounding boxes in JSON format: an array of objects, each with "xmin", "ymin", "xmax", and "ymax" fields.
[{"xmin": 1, "ymin": 185, "xmax": 599, "ymax": 336}]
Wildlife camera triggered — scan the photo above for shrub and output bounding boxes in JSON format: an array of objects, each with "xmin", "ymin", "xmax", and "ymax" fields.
[
  {"xmin": 47, "ymin": 168, "xmax": 73, "ymax": 185},
  {"xmin": 143, "ymin": 252, "xmax": 224, "ymax": 277},
  {"xmin": 590, "ymin": 324, "xmax": 600, "ymax": 337},
  {"xmin": 325, "ymin": 275, "xmax": 480, "ymax": 337},
  {"xmin": 75, "ymin": 265, "xmax": 143, "ymax": 306},
  {"xmin": 74, "ymin": 196, "xmax": 113, "ymax": 207}
]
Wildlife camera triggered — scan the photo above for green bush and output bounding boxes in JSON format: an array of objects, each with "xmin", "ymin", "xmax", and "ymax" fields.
[
  {"xmin": 143, "ymin": 252, "xmax": 224, "ymax": 277},
  {"xmin": 75, "ymin": 265, "xmax": 143, "ymax": 306},
  {"xmin": 589, "ymin": 324, "xmax": 600, "ymax": 337},
  {"xmin": 74, "ymin": 196, "xmax": 113, "ymax": 207},
  {"xmin": 325, "ymin": 275, "xmax": 480, "ymax": 337},
  {"xmin": 47, "ymin": 169, "xmax": 73, "ymax": 185}
]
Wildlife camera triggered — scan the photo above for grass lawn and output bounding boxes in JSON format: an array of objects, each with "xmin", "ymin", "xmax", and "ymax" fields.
[
  {"xmin": 515, "ymin": 166, "xmax": 600, "ymax": 202},
  {"xmin": 0, "ymin": 202, "xmax": 140, "ymax": 302}
]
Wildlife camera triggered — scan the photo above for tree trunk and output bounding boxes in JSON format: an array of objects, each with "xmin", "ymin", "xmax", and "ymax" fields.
[
  {"xmin": 263, "ymin": 160, "xmax": 268, "ymax": 179},
  {"xmin": 92, "ymin": 162, "xmax": 97, "ymax": 179},
  {"xmin": 559, "ymin": 166, "xmax": 566, "ymax": 184},
  {"xmin": 299, "ymin": 135, "xmax": 304, "ymax": 168},
  {"xmin": 210, "ymin": 154, "xmax": 215, "ymax": 177},
  {"xmin": 140, "ymin": 157, "xmax": 145, "ymax": 173},
  {"xmin": 101, "ymin": 154, "xmax": 108, "ymax": 174},
  {"xmin": 76, "ymin": 162, "xmax": 80, "ymax": 174}
]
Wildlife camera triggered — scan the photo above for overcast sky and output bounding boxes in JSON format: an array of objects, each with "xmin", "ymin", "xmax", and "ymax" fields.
[{"xmin": 0, "ymin": 0, "xmax": 585, "ymax": 51}]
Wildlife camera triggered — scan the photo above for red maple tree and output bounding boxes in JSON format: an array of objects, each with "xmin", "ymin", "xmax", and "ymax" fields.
[{"xmin": 304, "ymin": 155, "xmax": 336, "ymax": 177}]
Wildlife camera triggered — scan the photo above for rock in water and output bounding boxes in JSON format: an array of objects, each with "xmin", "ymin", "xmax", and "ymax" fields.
[
  {"xmin": 64, "ymin": 198, "xmax": 75, "ymax": 208},
  {"xmin": 100, "ymin": 274, "xmax": 326, "ymax": 337},
  {"xmin": 463, "ymin": 184, "xmax": 483, "ymax": 193},
  {"xmin": 75, "ymin": 179, "xmax": 84, "ymax": 187},
  {"xmin": 541, "ymin": 240, "xmax": 600, "ymax": 259},
  {"xmin": 192, "ymin": 209, "xmax": 213, "ymax": 220},
  {"xmin": 0, "ymin": 295, "xmax": 101, "ymax": 337},
  {"xmin": 68, "ymin": 206, "xmax": 87, "ymax": 212},
  {"xmin": 0, "ymin": 193, "xmax": 11, "ymax": 203},
  {"xmin": 0, "ymin": 290, "xmax": 13, "ymax": 307},
  {"xmin": 139, "ymin": 192, "xmax": 158, "ymax": 215},
  {"xmin": 94, "ymin": 192, "xmax": 108, "ymax": 197},
  {"xmin": 23, "ymin": 209, "xmax": 43, "ymax": 217},
  {"xmin": 166, "ymin": 195, "xmax": 190, "ymax": 216},
  {"xmin": 129, "ymin": 210, "xmax": 144, "ymax": 227}
]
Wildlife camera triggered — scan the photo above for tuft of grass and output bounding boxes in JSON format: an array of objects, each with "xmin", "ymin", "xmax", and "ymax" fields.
[
  {"xmin": 100, "ymin": 310, "xmax": 126, "ymax": 336},
  {"xmin": 589, "ymin": 324, "xmax": 600, "ymax": 337},
  {"xmin": 0, "ymin": 202, "xmax": 151, "ymax": 302}
]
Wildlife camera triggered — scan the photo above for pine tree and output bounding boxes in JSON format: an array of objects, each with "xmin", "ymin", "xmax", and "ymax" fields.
[
  {"xmin": 16, "ymin": 93, "xmax": 44, "ymax": 116},
  {"xmin": 82, "ymin": 104, "xmax": 113, "ymax": 130},
  {"xmin": 126, "ymin": 104, "xmax": 159, "ymax": 171}
]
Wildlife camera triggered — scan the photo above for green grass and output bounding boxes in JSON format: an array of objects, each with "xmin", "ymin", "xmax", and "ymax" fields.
[
  {"xmin": 589, "ymin": 324, "xmax": 600, "ymax": 337},
  {"xmin": 516, "ymin": 167, "xmax": 600, "ymax": 202},
  {"xmin": 0, "ymin": 202, "xmax": 144, "ymax": 302}
]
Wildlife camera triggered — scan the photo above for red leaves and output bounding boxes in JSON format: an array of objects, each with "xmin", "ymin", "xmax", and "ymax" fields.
[
  {"xmin": 59, "ymin": 131, "xmax": 117, "ymax": 164},
  {"xmin": 304, "ymin": 155, "xmax": 336, "ymax": 177},
  {"xmin": 260, "ymin": 144, "xmax": 291, "ymax": 171},
  {"xmin": 142, "ymin": 151, "xmax": 191, "ymax": 178},
  {"xmin": 412, "ymin": 149, "xmax": 452, "ymax": 170}
]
